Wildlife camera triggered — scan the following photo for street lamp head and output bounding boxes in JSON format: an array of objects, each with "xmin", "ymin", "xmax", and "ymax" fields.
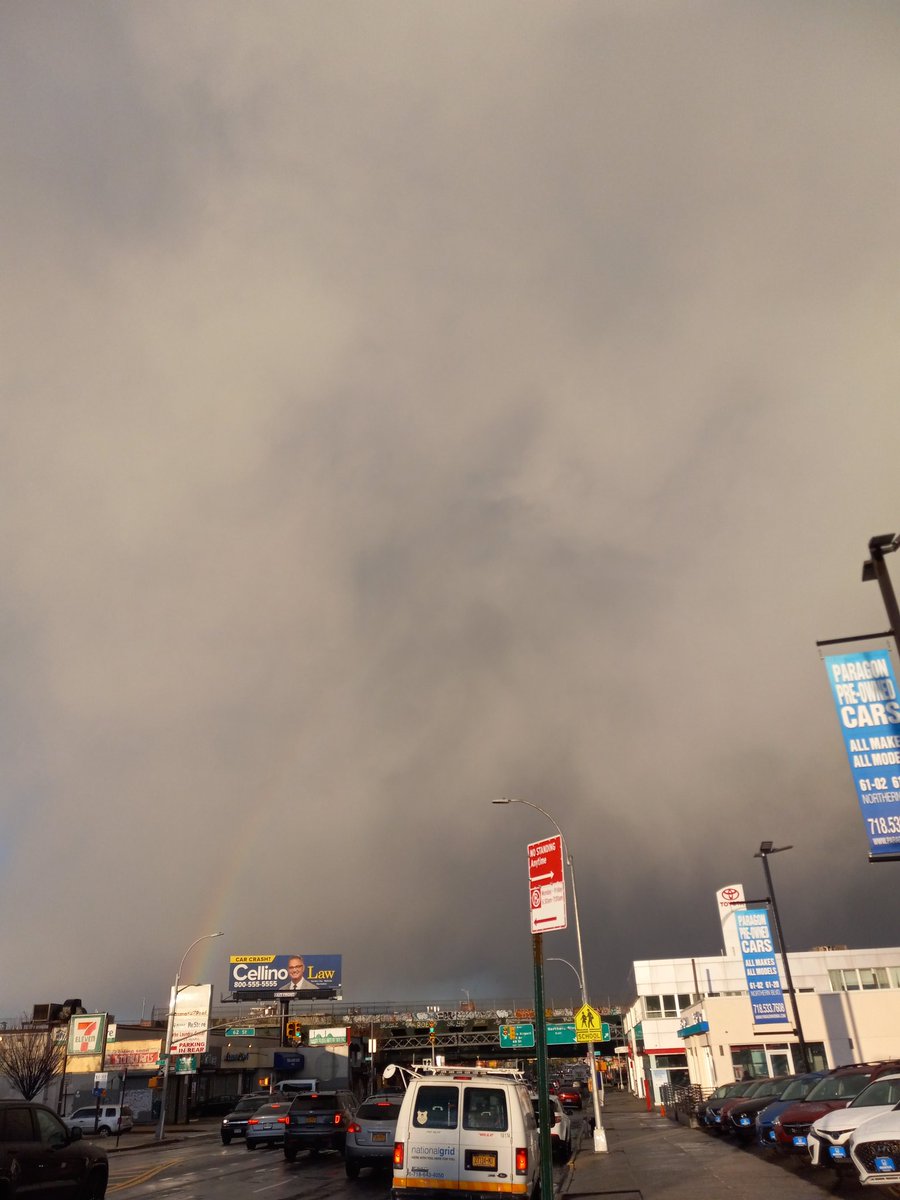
[
  {"xmin": 755, "ymin": 841, "xmax": 793, "ymax": 858},
  {"xmin": 492, "ymin": 798, "xmax": 514, "ymax": 805},
  {"xmin": 869, "ymin": 533, "xmax": 899, "ymax": 554}
]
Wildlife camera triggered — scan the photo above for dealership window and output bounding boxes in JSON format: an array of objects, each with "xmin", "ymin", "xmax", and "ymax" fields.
[
  {"xmin": 645, "ymin": 996, "xmax": 662, "ymax": 1017},
  {"xmin": 829, "ymin": 967, "xmax": 893, "ymax": 992},
  {"xmin": 644, "ymin": 994, "xmax": 696, "ymax": 1018}
]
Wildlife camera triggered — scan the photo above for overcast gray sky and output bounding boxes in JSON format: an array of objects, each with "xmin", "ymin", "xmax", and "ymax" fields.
[{"xmin": 2, "ymin": 1, "xmax": 899, "ymax": 1022}]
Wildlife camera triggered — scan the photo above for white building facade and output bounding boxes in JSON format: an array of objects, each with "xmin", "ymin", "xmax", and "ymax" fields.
[{"xmin": 623, "ymin": 944, "xmax": 900, "ymax": 1105}]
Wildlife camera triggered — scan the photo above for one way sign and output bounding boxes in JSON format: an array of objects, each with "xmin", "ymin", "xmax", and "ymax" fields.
[{"xmin": 527, "ymin": 835, "xmax": 567, "ymax": 933}]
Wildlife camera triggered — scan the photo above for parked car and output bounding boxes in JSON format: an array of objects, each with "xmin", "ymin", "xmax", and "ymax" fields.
[
  {"xmin": 848, "ymin": 1106, "xmax": 900, "ymax": 1187},
  {"xmin": 717, "ymin": 1078, "xmax": 779, "ymax": 1135},
  {"xmin": 772, "ymin": 1062, "xmax": 900, "ymax": 1153},
  {"xmin": 221, "ymin": 1094, "xmax": 273, "ymax": 1144},
  {"xmin": 531, "ymin": 1095, "xmax": 572, "ymax": 1160},
  {"xmin": 245, "ymin": 1099, "xmax": 293, "ymax": 1150},
  {"xmin": 65, "ymin": 1104, "xmax": 133, "ymax": 1137},
  {"xmin": 1, "ymin": 1099, "xmax": 109, "ymax": 1197},
  {"xmin": 756, "ymin": 1071, "xmax": 830, "ymax": 1147},
  {"xmin": 282, "ymin": 1090, "xmax": 358, "ymax": 1161},
  {"xmin": 808, "ymin": 1072, "xmax": 900, "ymax": 1168},
  {"xmin": 721, "ymin": 1078, "xmax": 787, "ymax": 1138},
  {"xmin": 344, "ymin": 1093, "xmax": 403, "ymax": 1178},
  {"xmin": 703, "ymin": 1079, "xmax": 761, "ymax": 1132},
  {"xmin": 696, "ymin": 1082, "xmax": 736, "ymax": 1126}
]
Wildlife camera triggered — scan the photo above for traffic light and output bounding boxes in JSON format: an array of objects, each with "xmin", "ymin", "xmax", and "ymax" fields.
[
  {"xmin": 429, "ymin": 1024, "xmax": 436, "ymax": 1046},
  {"xmin": 285, "ymin": 1019, "xmax": 303, "ymax": 1044}
]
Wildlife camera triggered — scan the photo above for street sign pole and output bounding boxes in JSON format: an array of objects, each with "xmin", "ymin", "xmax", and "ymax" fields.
[{"xmin": 532, "ymin": 934, "xmax": 554, "ymax": 1200}]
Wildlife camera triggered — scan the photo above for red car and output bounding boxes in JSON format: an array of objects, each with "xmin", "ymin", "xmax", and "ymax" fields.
[
  {"xmin": 772, "ymin": 1062, "xmax": 900, "ymax": 1153},
  {"xmin": 555, "ymin": 1085, "xmax": 583, "ymax": 1111}
]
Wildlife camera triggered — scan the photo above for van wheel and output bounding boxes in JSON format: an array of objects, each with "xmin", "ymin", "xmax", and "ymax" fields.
[
  {"xmin": 97, "ymin": 1127, "xmax": 111, "ymax": 1137},
  {"xmin": 346, "ymin": 1161, "xmax": 360, "ymax": 1180}
]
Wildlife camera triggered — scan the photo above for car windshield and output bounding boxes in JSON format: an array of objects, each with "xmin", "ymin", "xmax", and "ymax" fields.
[
  {"xmin": 849, "ymin": 1078, "xmax": 900, "ymax": 1108},
  {"xmin": 233, "ymin": 1097, "xmax": 269, "ymax": 1113},
  {"xmin": 807, "ymin": 1073, "xmax": 872, "ymax": 1102},
  {"xmin": 779, "ymin": 1076, "xmax": 818, "ymax": 1101},
  {"xmin": 744, "ymin": 1080, "xmax": 773, "ymax": 1098}
]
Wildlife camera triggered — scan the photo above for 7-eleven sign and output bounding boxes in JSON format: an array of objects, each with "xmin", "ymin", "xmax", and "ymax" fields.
[{"xmin": 68, "ymin": 1014, "xmax": 106, "ymax": 1055}]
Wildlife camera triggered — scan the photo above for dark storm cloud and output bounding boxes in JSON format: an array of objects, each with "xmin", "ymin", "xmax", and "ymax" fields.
[{"xmin": 1, "ymin": 1, "xmax": 899, "ymax": 1019}]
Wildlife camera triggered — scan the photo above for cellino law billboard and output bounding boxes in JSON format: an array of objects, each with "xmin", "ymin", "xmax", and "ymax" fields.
[{"xmin": 229, "ymin": 954, "xmax": 342, "ymax": 999}]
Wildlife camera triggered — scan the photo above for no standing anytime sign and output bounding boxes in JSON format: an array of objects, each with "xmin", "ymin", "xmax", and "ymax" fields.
[{"xmin": 527, "ymin": 835, "xmax": 567, "ymax": 933}]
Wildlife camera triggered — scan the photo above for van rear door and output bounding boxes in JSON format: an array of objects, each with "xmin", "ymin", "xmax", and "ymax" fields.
[
  {"xmin": 459, "ymin": 1084, "xmax": 521, "ymax": 1195},
  {"xmin": 401, "ymin": 1082, "xmax": 461, "ymax": 1192}
]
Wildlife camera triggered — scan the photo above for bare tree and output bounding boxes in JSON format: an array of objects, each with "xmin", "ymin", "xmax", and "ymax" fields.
[{"xmin": 0, "ymin": 1028, "xmax": 65, "ymax": 1100}]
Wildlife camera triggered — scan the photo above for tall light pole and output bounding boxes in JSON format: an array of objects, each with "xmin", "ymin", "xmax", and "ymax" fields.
[
  {"xmin": 493, "ymin": 798, "xmax": 607, "ymax": 1153},
  {"xmin": 862, "ymin": 533, "xmax": 900, "ymax": 659},
  {"xmin": 753, "ymin": 843, "xmax": 810, "ymax": 1072},
  {"xmin": 155, "ymin": 931, "xmax": 223, "ymax": 1141}
]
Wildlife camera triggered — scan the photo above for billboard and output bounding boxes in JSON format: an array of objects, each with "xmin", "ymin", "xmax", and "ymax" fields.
[
  {"xmin": 715, "ymin": 883, "xmax": 745, "ymax": 958},
  {"xmin": 823, "ymin": 649, "xmax": 900, "ymax": 860},
  {"xmin": 170, "ymin": 984, "xmax": 213, "ymax": 1055},
  {"xmin": 734, "ymin": 908, "xmax": 789, "ymax": 1025},
  {"xmin": 228, "ymin": 954, "xmax": 342, "ymax": 998}
]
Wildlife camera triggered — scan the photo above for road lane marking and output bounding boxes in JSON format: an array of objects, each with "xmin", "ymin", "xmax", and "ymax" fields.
[{"xmin": 108, "ymin": 1157, "xmax": 186, "ymax": 1191}]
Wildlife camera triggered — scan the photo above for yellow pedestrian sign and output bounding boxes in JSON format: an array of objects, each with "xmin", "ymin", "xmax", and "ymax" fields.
[{"xmin": 574, "ymin": 1003, "xmax": 602, "ymax": 1042}]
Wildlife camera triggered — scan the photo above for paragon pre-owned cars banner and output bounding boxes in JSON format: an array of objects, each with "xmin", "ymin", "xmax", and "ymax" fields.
[
  {"xmin": 228, "ymin": 954, "xmax": 342, "ymax": 997},
  {"xmin": 823, "ymin": 649, "xmax": 900, "ymax": 861},
  {"xmin": 734, "ymin": 909, "xmax": 788, "ymax": 1025}
]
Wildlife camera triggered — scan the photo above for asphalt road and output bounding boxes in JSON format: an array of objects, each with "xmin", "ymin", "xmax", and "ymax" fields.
[{"xmin": 105, "ymin": 1122, "xmax": 582, "ymax": 1198}]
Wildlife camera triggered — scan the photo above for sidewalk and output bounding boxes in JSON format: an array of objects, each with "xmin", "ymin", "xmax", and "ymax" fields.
[{"xmin": 562, "ymin": 1091, "xmax": 832, "ymax": 1200}]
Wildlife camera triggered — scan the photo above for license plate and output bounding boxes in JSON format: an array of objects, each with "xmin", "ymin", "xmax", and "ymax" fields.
[
  {"xmin": 875, "ymin": 1157, "xmax": 896, "ymax": 1173},
  {"xmin": 793, "ymin": 1136, "xmax": 807, "ymax": 1147},
  {"xmin": 739, "ymin": 1117, "xmax": 751, "ymax": 1126},
  {"xmin": 767, "ymin": 1131, "xmax": 776, "ymax": 1141},
  {"xmin": 372, "ymin": 1132, "xmax": 386, "ymax": 1143},
  {"xmin": 306, "ymin": 1116, "xmax": 317, "ymax": 1124},
  {"xmin": 829, "ymin": 1147, "xmax": 847, "ymax": 1161},
  {"xmin": 466, "ymin": 1150, "xmax": 498, "ymax": 1171}
]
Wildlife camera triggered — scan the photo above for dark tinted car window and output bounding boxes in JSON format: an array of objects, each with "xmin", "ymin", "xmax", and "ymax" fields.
[
  {"xmin": 233, "ymin": 1096, "xmax": 270, "ymax": 1113},
  {"xmin": 412, "ymin": 1085, "xmax": 459, "ymax": 1129},
  {"xmin": 34, "ymin": 1108, "xmax": 68, "ymax": 1147},
  {"xmin": 357, "ymin": 1100, "xmax": 402, "ymax": 1121},
  {"xmin": 0, "ymin": 1107, "xmax": 36, "ymax": 1142},
  {"xmin": 463, "ymin": 1087, "xmax": 508, "ymax": 1132}
]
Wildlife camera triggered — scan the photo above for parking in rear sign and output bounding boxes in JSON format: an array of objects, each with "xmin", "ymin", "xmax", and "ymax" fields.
[{"xmin": 527, "ymin": 835, "xmax": 567, "ymax": 933}]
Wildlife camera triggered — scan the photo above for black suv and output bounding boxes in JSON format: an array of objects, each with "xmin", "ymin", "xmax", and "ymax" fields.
[
  {"xmin": 221, "ymin": 1094, "xmax": 273, "ymax": 1144},
  {"xmin": 283, "ymin": 1090, "xmax": 358, "ymax": 1161},
  {"xmin": 0, "ymin": 1099, "xmax": 108, "ymax": 1197}
]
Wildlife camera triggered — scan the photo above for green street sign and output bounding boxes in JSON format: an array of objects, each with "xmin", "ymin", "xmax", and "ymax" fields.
[
  {"xmin": 225, "ymin": 1027, "xmax": 256, "ymax": 1037},
  {"xmin": 499, "ymin": 1023, "xmax": 535, "ymax": 1048},
  {"xmin": 546, "ymin": 1023, "xmax": 576, "ymax": 1045},
  {"xmin": 601, "ymin": 1021, "xmax": 611, "ymax": 1041}
]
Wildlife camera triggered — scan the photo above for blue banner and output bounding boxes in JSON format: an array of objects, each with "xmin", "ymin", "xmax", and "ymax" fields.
[
  {"xmin": 734, "ymin": 909, "xmax": 788, "ymax": 1024},
  {"xmin": 824, "ymin": 649, "xmax": 900, "ymax": 860}
]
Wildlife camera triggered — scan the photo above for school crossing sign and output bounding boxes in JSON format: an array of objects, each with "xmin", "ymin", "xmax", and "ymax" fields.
[{"xmin": 574, "ymin": 1003, "xmax": 602, "ymax": 1043}]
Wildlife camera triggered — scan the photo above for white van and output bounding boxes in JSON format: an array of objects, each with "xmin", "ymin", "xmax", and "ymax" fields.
[
  {"xmin": 387, "ymin": 1064, "xmax": 540, "ymax": 1200},
  {"xmin": 272, "ymin": 1078, "xmax": 319, "ymax": 1095}
]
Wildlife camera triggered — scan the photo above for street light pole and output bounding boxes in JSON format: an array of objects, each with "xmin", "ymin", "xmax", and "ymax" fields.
[
  {"xmin": 862, "ymin": 533, "xmax": 900, "ymax": 660},
  {"xmin": 155, "ymin": 931, "xmax": 223, "ymax": 1142},
  {"xmin": 754, "ymin": 843, "xmax": 810, "ymax": 1072},
  {"xmin": 493, "ymin": 798, "xmax": 607, "ymax": 1153}
]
